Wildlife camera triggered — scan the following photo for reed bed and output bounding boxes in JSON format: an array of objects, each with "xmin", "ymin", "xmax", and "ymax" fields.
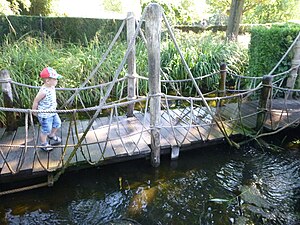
[{"xmin": 0, "ymin": 30, "xmax": 248, "ymax": 126}]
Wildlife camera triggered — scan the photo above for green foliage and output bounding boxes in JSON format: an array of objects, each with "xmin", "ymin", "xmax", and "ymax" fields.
[
  {"xmin": 161, "ymin": 31, "xmax": 248, "ymax": 94},
  {"xmin": 27, "ymin": 0, "xmax": 53, "ymax": 16},
  {"xmin": 0, "ymin": 0, "xmax": 31, "ymax": 14},
  {"xmin": 0, "ymin": 0, "xmax": 14, "ymax": 14},
  {"xmin": 141, "ymin": 0, "xmax": 202, "ymax": 25},
  {"xmin": 207, "ymin": 0, "xmax": 300, "ymax": 24},
  {"xmin": 102, "ymin": 0, "xmax": 123, "ymax": 13},
  {"xmin": 0, "ymin": 34, "xmax": 127, "ymax": 110},
  {"xmin": 0, "ymin": 15, "xmax": 125, "ymax": 45},
  {"xmin": 243, "ymin": 0, "xmax": 300, "ymax": 24},
  {"xmin": 0, "ymin": 29, "xmax": 248, "ymax": 113},
  {"xmin": 248, "ymin": 23, "xmax": 300, "ymax": 77}
]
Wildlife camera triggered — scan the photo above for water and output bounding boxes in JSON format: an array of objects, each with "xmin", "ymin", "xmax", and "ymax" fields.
[{"xmin": 1, "ymin": 139, "xmax": 300, "ymax": 225}]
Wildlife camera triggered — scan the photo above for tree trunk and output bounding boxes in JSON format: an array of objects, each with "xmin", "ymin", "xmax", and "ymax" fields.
[{"xmin": 226, "ymin": 0, "xmax": 245, "ymax": 41}]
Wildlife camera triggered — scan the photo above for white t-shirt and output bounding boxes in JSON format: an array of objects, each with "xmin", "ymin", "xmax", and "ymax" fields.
[{"xmin": 37, "ymin": 86, "xmax": 57, "ymax": 118}]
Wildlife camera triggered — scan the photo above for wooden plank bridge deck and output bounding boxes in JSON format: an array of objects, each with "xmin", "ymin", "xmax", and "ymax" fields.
[{"xmin": 0, "ymin": 99, "xmax": 300, "ymax": 184}]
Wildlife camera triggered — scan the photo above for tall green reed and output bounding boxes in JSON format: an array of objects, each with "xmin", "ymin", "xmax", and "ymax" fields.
[
  {"xmin": 0, "ymin": 30, "xmax": 249, "ymax": 126},
  {"xmin": 160, "ymin": 30, "xmax": 249, "ymax": 95}
]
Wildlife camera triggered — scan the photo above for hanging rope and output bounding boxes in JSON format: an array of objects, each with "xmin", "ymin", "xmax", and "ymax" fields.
[{"xmin": 1, "ymin": 6, "xmax": 300, "ymax": 197}]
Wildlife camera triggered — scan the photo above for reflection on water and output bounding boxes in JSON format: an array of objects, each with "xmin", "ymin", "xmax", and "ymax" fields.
[{"xmin": 1, "ymin": 143, "xmax": 300, "ymax": 225}]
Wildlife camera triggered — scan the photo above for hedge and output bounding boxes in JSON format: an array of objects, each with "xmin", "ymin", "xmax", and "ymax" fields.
[
  {"xmin": 248, "ymin": 23, "xmax": 300, "ymax": 77},
  {"xmin": 0, "ymin": 15, "xmax": 125, "ymax": 45}
]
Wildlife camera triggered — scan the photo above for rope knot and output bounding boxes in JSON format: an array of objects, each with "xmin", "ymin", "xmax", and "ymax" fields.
[
  {"xmin": 149, "ymin": 93, "xmax": 162, "ymax": 97},
  {"xmin": 0, "ymin": 78, "xmax": 12, "ymax": 83}
]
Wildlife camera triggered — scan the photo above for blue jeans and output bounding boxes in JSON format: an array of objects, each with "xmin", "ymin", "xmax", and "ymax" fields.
[{"xmin": 38, "ymin": 113, "xmax": 61, "ymax": 135}]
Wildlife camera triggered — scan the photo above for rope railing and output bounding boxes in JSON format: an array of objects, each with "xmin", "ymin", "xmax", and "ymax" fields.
[
  {"xmin": 1, "ymin": 4, "xmax": 300, "ymax": 196},
  {"xmin": 161, "ymin": 71, "xmax": 219, "ymax": 83},
  {"xmin": 273, "ymin": 86, "xmax": 300, "ymax": 93},
  {"xmin": 0, "ymin": 97, "xmax": 148, "ymax": 113},
  {"xmin": 2, "ymin": 83, "xmax": 264, "ymax": 176}
]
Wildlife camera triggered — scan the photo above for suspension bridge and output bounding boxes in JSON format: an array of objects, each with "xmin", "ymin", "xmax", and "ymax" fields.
[{"xmin": 0, "ymin": 3, "xmax": 300, "ymax": 195}]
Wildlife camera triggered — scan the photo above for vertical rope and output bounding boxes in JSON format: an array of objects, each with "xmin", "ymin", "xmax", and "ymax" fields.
[{"xmin": 62, "ymin": 20, "xmax": 126, "ymax": 108}]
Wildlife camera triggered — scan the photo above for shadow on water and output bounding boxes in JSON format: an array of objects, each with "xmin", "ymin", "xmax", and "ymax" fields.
[{"xmin": 1, "ymin": 128, "xmax": 300, "ymax": 224}]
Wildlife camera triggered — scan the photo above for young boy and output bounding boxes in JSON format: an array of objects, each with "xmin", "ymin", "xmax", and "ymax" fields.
[{"xmin": 32, "ymin": 67, "xmax": 62, "ymax": 151}]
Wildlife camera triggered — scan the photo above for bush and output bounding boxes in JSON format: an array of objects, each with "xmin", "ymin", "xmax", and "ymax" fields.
[
  {"xmin": 248, "ymin": 23, "xmax": 300, "ymax": 77},
  {"xmin": 0, "ymin": 15, "xmax": 125, "ymax": 45}
]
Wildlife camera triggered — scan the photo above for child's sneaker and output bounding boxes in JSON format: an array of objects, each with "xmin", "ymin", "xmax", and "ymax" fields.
[
  {"xmin": 48, "ymin": 136, "xmax": 62, "ymax": 145},
  {"xmin": 41, "ymin": 143, "xmax": 53, "ymax": 151}
]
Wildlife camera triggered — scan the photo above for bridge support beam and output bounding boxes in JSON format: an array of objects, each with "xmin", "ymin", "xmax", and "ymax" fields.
[
  {"xmin": 218, "ymin": 63, "xmax": 226, "ymax": 98},
  {"xmin": 0, "ymin": 70, "xmax": 17, "ymax": 131},
  {"xmin": 126, "ymin": 12, "xmax": 137, "ymax": 117},
  {"xmin": 256, "ymin": 75, "xmax": 273, "ymax": 131},
  {"xmin": 286, "ymin": 37, "xmax": 300, "ymax": 98},
  {"xmin": 145, "ymin": 3, "xmax": 162, "ymax": 167},
  {"xmin": 218, "ymin": 63, "xmax": 227, "ymax": 106}
]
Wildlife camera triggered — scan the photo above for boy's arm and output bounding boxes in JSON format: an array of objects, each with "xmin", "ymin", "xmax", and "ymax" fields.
[{"xmin": 32, "ymin": 90, "xmax": 46, "ymax": 116}]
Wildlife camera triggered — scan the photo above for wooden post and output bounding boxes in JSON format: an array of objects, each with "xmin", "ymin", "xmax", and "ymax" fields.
[
  {"xmin": 145, "ymin": 3, "xmax": 162, "ymax": 167},
  {"xmin": 218, "ymin": 63, "xmax": 226, "ymax": 98},
  {"xmin": 127, "ymin": 12, "xmax": 137, "ymax": 117},
  {"xmin": 256, "ymin": 75, "xmax": 272, "ymax": 131},
  {"xmin": 0, "ymin": 70, "xmax": 17, "ymax": 131},
  {"xmin": 286, "ymin": 37, "xmax": 300, "ymax": 93}
]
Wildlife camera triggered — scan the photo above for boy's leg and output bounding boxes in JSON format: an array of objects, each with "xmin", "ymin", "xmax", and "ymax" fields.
[
  {"xmin": 38, "ymin": 116, "xmax": 53, "ymax": 151},
  {"xmin": 48, "ymin": 114, "xmax": 62, "ymax": 145},
  {"xmin": 49, "ymin": 127, "xmax": 59, "ymax": 138},
  {"xmin": 40, "ymin": 132, "xmax": 48, "ymax": 144}
]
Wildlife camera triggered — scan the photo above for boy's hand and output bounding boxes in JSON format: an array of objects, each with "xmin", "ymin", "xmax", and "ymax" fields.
[{"xmin": 31, "ymin": 108, "xmax": 37, "ymax": 116}]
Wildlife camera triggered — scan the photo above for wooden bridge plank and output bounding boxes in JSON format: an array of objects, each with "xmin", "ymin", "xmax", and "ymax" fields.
[
  {"xmin": 213, "ymin": 108, "xmax": 243, "ymax": 136},
  {"xmin": 108, "ymin": 116, "xmax": 140, "ymax": 155},
  {"xmin": 33, "ymin": 124, "xmax": 65, "ymax": 173},
  {"xmin": 117, "ymin": 116, "xmax": 151, "ymax": 155},
  {"xmin": 1, "ymin": 98, "xmax": 300, "ymax": 183},
  {"xmin": 75, "ymin": 120, "xmax": 92, "ymax": 163},
  {"xmin": 131, "ymin": 114, "xmax": 152, "ymax": 145},
  {"xmin": 1, "ymin": 127, "xmax": 27, "ymax": 175},
  {"xmin": 60, "ymin": 121, "xmax": 77, "ymax": 166},
  {"xmin": 160, "ymin": 111, "xmax": 191, "ymax": 146},
  {"xmin": 172, "ymin": 107, "xmax": 215, "ymax": 141},
  {"xmin": 69, "ymin": 120, "xmax": 91, "ymax": 164},
  {"xmin": 162, "ymin": 109, "xmax": 202, "ymax": 143},
  {"xmin": 201, "ymin": 123, "xmax": 226, "ymax": 140},
  {"xmin": 90, "ymin": 118, "xmax": 116, "ymax": 159},
  {"xmin": 0, "ymin": 128, "xmax": 5, "ymax": 139},
  {"xmin": 170, "ymin": 108, "xmax": 204, "ymax": 142},
  {"xmin": 96, "ymin": 117, "xmax": 129, "ymax": 157},
  {"xmin": 33, "ymin": 126, "xmax": 74, "ymax": 172},
  {"xmin": 47, "ymin": 126, "xmax": 64, "ymax": 171},
  {"xmin": 19, "ymin": 125, "xmax": 40, "ymax": 172},
  {"xmin": 78, "ymin": 120, "xmax": 105, "ymax": 163},
  {"xmin": 220, "ymin": 103, "xmax": 257, "ymax": 130},
  {"xmin": 108, "ymin": 116, "xmax": 139, "ymax": 156},
  {"xmin": 120, "ymin": 116, "xmax": 151, "ymax": 154},
  {"xmin": 0, "ymin": 130, "xmax": 16, "ymax": 172},
  {"xmin": 32, "ymin": 127, "xmax": 51, "ymax": 173},
  {"xmin": 174, "ymin": 107, "xmax": 224, "ymax": 141},
  {"xmin": 134, "ymin": 112, "xmax": 173, "ymax": 148}
]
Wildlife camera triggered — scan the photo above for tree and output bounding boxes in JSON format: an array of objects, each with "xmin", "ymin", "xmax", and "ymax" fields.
[
  {"xmin": 226, "ymin": 0, "xmax": 244, "ymax": 41},
  {"xmin": 141, "ymin": 0, "xmax": 204, "ymax": 25},
  {"xmin": 0, "ymin": 0, "xmax": 30, "ymax": 14},
  {"xmin": 102, "ymin": 0, "xmax": 123, "ymax": 13},
  {"xmin": 27, "ymin": 0, "xmax": 53, "ymax": 16},
  {"xmin": 243, "ymin": 0, "xmax": 300, "ymax": 23},
  {"xmin": 207, "ymin": 0, "xmax": 300, "ymax": 24},
  {"xmin": 0, "ymin": 0, "xmax": 13, "ymax": 14}
]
